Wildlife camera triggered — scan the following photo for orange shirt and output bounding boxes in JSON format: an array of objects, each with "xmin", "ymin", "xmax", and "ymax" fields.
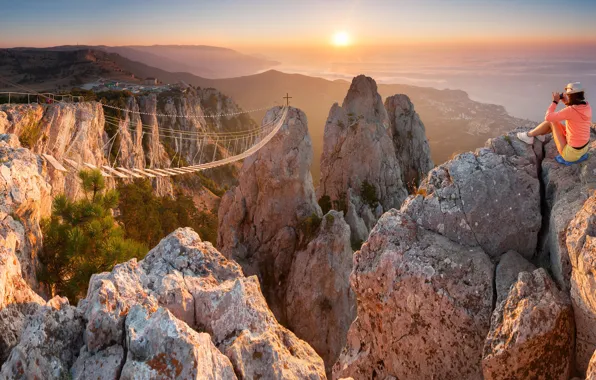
[{"xmin": 545, "ymin": 102, "xmax": 592, "ymax": 147}]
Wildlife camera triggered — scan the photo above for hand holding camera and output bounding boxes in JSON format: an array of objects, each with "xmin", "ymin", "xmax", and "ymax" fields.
[{"xmin": 552, "ymin": 91, "xmax": 566, "ymax": 103}]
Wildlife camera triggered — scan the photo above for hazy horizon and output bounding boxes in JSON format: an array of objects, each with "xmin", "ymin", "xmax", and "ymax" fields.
[{"xmin": 2, "ymin": 0, "xmax": 595, "ymax": 123}]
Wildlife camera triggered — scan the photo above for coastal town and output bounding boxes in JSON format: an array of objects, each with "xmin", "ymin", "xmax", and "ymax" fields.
[{"xmin": 81, "ymin": 77, "xmax": 191, "ymax": 94}]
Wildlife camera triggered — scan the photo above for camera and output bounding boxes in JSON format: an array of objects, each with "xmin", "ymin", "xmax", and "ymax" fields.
[{"xmin": 560, "ymin": 93, "xmax": 565, "ymax": 100}]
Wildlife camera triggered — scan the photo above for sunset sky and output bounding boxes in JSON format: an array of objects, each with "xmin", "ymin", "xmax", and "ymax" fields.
[{"xmin": 2, "ymin": 0, "xmax": 596, "ymax": 49}]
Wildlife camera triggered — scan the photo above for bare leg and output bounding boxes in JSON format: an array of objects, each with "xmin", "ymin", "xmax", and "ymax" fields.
[
  {"xmin": 550, "ymin": 121, "xmax": 567, "ymax": 155},
  {"xmin": 527, "ymin": 121, "xmax": 552, "ymax": 137}
]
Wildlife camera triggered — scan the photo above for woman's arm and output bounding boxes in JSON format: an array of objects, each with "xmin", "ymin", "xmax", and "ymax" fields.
[{"xmin": 545, "ymin": 92, "xmax": 572, "ymax": 122}]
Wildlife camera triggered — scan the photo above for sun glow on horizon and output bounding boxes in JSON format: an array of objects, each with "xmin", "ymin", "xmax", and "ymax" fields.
[{"xmin": 332, "ymin": 31, "xmax": 351, "ymax": 47}]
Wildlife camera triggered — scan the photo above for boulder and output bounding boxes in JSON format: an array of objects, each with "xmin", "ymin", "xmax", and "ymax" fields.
[
  {"xmin": 120, "ymin": 306, "xmax": 236, "ymax": 379},
  {"xmin": 218, "ymin": 106, "xmax": 322, "ymax": 323},
  {"xmin": 75, "ymin": 228, "xmax": 326, "ymax": 379},
  {"xmin": 334, "ymin": 210, "xmax": 493, "ymax": 380},
  {"xmin": 286, "ymin": 210, "xmax": 356, "ymax": 374},
  {"xmin": 317, "ymin": 76, "xmax": 407, "ymax": 243},
  {"xmin": 495, "ymin": 250, "xmax": 536, "ymax": 304},
  {"xmin": 71, "ymin": 344, "xmax": 125, "ymax": 380},
  {"xmin": 0, "ymin": 298, "xmax": 85, "ymax": 380},
  {"xmin": 567, "ymin": 192, "xmax": 596, "ymax": 373},
  {"xmin": 482, "ymin": 269, "xmax": 575, "ymax": 380},
  {"xmin": 385, "ymin": 94, "xmax": 434, "ymax": 187},
  {"xmin": 402, "ymin": 135, "xmax": 542, "ymax": 259}
]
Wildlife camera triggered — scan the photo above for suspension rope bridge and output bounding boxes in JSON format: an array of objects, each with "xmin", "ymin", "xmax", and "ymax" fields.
[{"xmin": 0, "ymin": 76, "xmax": 291, "ymax": 179}]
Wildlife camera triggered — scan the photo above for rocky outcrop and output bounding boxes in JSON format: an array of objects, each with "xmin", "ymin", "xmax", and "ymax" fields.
[
  {"xmin": 2, "ymin": 228, "xmax": 325, "ymax": 379},
  {"xmin": 286, "ymin": 210, "xmax": 356, "ymax": 374},
  {"xmin": 495, "ymin": 250, "xmax": 536, "ymax": 304},
  {"xmin": 0, "ymin": 135, "xmax": 52, "ymax": 289},
  {"xmin": 317, "ymin": 76, "xmax": 408, "ymax": 244},
  {"xmin": 567, "ymin": 192, "xmax": 596, "ymax": 373},
  {"xmin": 0, "ymin": 102, "xmax": 109, "ymax": 198},
  {"xmin": 385, "ymin": 94, "xmax": 434, "ymax": 187},
  {"xmin": 218, "ymin": 106, "xmax": 322, "ymax": 323},
  {"xmin": 482, "ymin": 269, "xmax": 574, "ymax": 380},
  {"xmin": 402, "ymin": 131, "xmax": 542, "ymax": 259},
  {"xmin": 0, "ymin": 135, "xmax": 52, "ymax": 366},
  {"xmin": 334, "ymin": 210, "xmax": 493, "ymax": 380},
  {"xmin": 119, "ymin": 306, "xmax": 236, "ymax": 379},
  {"xmin": 0, "ymin": 88, "xmax": 252, "ymax": 200},
  {"xmin": 540, "ymin": 136, "xmax": 596, "ymax": 290},
  {"xmin": 0, "ymin": 297, "xmax": 84, "ymax": 380}
]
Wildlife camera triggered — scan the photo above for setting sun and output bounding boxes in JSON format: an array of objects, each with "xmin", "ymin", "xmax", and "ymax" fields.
[{"xmin": 332, "ymin": 31, "xmax": 351, "ymax": 47}]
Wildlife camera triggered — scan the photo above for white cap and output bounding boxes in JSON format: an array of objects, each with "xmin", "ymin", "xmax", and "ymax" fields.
[{"xmin": 564, "ymin": 82, "xmax": 584, "ymax": 94}]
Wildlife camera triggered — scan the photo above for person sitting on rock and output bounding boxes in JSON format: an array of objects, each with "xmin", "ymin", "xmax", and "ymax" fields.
[{"xmin": 517, "ymin": 82, "xmax": 592, "ymax": 163}]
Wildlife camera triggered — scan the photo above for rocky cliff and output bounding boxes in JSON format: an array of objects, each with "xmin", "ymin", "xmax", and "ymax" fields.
[
  {"xmin": 335, "ymin": 129, "xmax": 596, "ymax": 379},
  {"xmin": 317, "ymin": 76, "xmax": 433, "ymax": 246},
  {"xmin": 0, "ymin": 87, "xmax": 251, "ymax": 200},
  {"xmin": 218, "ymin": 106, "xmax": 355, "ymax": 374},
  {"xmin": 0, "ymin": 228, "xmax": 327, "ymax": 379}
]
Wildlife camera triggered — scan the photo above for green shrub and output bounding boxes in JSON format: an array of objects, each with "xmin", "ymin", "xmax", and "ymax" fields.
[
  {"xmin": 38, "ymin": 170, "xmax": 147, "ymax": 303},
  {"xmin": 351, "ymin": 239, "xmax": 364, "ymax": 251},
  {"xmin": 361, "ymin": 180, "xmax": 379, "ymax": 209},
  {"xmin": 318, "ymin": 195, "xmax": 332, "ymax": 215},
  {"xmin": 298, "ymin": 213, "xmax": 322, "ymax": 243},
  {"xmin": 117, "ymin": 180, "xmax": 218, "ymax": 247},
  {"xmin": 19, "ymin": 118, "xmax": 42, "ymax": 149},
  {"xmin": 325, "ymin": 213, "xmax": 335, "ymax": 225}
]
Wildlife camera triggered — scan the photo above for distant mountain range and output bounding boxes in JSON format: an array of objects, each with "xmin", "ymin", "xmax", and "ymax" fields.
[
  {"xmin": 7, "ymin": 45, "xmax": 279, "ymax": 79},
  {"xmin": 0, "ymin": 47, "xmax": 535, "ymax": 180}
]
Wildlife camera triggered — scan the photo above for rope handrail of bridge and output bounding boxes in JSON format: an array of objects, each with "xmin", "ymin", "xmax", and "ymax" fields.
[
  {"xmin": 42, "ymin": 106, "xmax": 288, "ymax": 178},
  {"xmin": 0, "ymin": 91, "xmax": 85, "ymax": 103},
  {"xmin": 182, "ymin": 106, "xmax": 288, "ymax": 172},
  {"xmin": 103, "ymin": 113, "xmax": 276, "ymax": 138},
  {"xmin": 100, "ymin": 101, "xmax": 274, "ymax": 119}
]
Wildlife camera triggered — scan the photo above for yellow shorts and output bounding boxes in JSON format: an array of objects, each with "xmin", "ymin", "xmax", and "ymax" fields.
[{"xmin": 561, "ymin": 144, "xmax": 589, "ymax": 162}]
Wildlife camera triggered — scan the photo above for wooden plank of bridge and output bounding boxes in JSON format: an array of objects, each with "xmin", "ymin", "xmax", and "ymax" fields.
[
  {"xmin": 167, "ymin": 168, "xmax": 189, "ymax": 174},
  {"xmin": 116, "ymin": 167, "xmax": 144, "ymax": 179},
  {"xmin": 83, "ymin": 162, "xmax": 112, "ymax": 177},
  {"xmin": 143, "ymin": 168, "xmax": 168, "ymax": 177},
  {"xmin": 102, "ymin": 165, "xmax": 130, "ymax": 179},
  {"xmin": 176, "ymin": 167, "xmax": 196, "ymax": 173},
  {"xmin": 41, "ymin": 154, "xmax": 68, "ymax": 172},
  {"xmin": 152, "ymin": 168, "xmax": 178, "ymax": 176},
  {"xmin": 132, "ymin": 168, "xmax": 156, "ymax": 178},
  {"xmin": 63, "ymin": 158, "xmax": 82, "ymax": 170}
]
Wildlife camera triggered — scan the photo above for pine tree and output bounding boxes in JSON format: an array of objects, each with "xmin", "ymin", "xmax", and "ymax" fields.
[{"xmin": 38, "ymin": 170, "xmax": 147, "ymax": 302}]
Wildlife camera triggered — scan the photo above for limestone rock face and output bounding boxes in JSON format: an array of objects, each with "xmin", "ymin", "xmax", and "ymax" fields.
[
  {"xmin": 218, "ymin": 106, "xmax": 322, "ymax": 323},
  {"xmin": 567, "ymin": 192, "xmax": 596, "ymax": 373},
  {"xmin": 72, "ymin": 228, "xmax": 325, "ymax": 379},
  {"xmin": 0, "ymin": 135, "xmax": 52, "ymax": 289},
  {"xmin": 385, "ymin": 94, "xmax": 434, "ymax": 187},
  {"xmin": 120, "ymin": 306, "xmax": 236, "ymax": 380},
  {"xmin": 540, "ymin": 136, "xmax": 596, "ymax": 290},
  {"xmin": 0, "ymin": 298, "xmax": 85, "ymax": 380},
  {"xmin": 495, "ymin": 250, "xmax": 536, "ymax": 304},
  {"xmin": 0, "ymin": 135, "xmax": 50, "ymax": 365},
  {"xmin": 286, "ymin": 210, "xmax": 356, "ymax": 374},
  {"xmin": 482, "ymin": 269, "xmax": 575, "ymax": 380},
  {"xmin": 318, "ymin": 76, "xmax": 407, "ymax": 243},
  {"xmin": 402, "ymin": 131, "xmax": 542, "ymax": 259},
  {"xmin": 334, "ymin": 210, "xmax": 493, "ymax": 380}
]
